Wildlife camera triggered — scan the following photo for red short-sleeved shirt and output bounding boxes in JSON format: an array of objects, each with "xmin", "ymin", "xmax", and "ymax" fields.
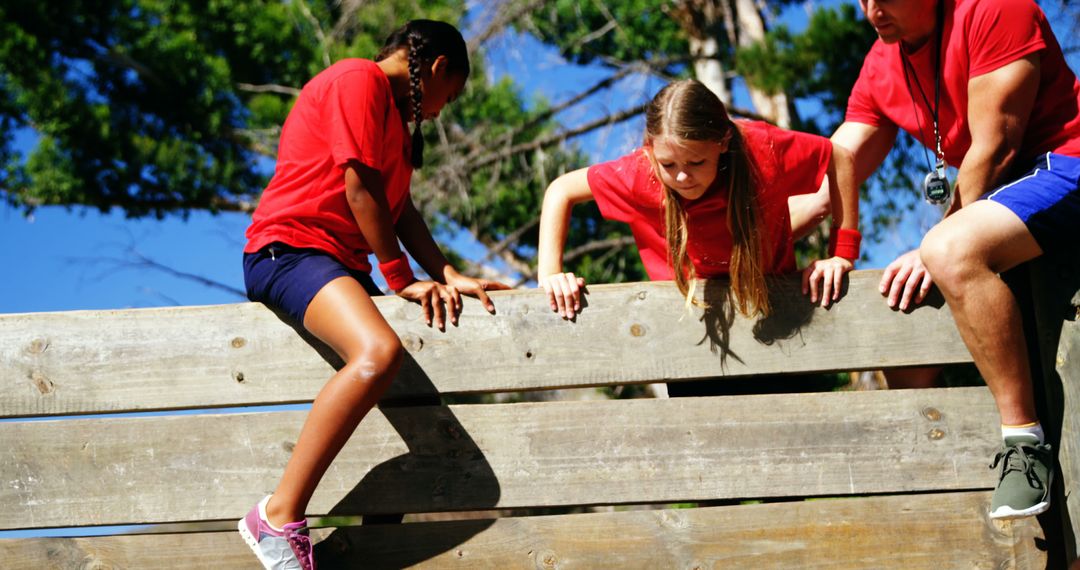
[
  {"xmin": 245, "ymin": 59, "xmax": 413, "ymax": 271},
  {"xmin": 586, "ymin": 120, "xmax": 832, "ymax": 281},
  {"xmin": 846, "ymin": 0, "xmax": 1080, "ymax": 165}
]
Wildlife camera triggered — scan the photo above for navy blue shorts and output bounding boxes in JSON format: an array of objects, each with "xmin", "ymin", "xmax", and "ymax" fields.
[
  {"xmin": 243, "ymin": 243, "xmax": 383, "ymax": 326},
  {"xmin": 984, "ymin": 152, "xmax": 1080, "ymax": 254}
]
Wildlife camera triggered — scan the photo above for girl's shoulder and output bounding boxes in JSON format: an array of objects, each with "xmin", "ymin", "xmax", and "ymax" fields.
[
  {"xmin": 304, "ymin": 58, "xmax": 390, "ymax": 97},
  {"xmin": 737, "ymin": 119, "xmax": 827, "ymax": 153},
  {"xmin": 590, "ymin": 149, "xmax": 663, "ymax": 209}
]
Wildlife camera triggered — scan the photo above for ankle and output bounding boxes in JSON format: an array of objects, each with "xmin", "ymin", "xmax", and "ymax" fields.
[{"xmin": 264, "ymin": 494, "xmax": 304, "ymax": 529}]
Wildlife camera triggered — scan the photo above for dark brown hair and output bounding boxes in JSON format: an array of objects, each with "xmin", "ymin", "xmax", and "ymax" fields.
[{"xmin": 377, "ymin": 20, "xmax": 469, "ymax": 168}]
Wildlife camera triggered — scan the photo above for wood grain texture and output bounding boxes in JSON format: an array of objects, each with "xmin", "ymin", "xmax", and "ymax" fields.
[
  {"xmin": 0, "ymin": 271, "xmax": 972, "ymax": 418},
  {"xmin": 2, "ymin": 387, "xmax": 1002, "ymax": 529},
  {"xmin": 1031, "ymin": 254, "xmax": 1080, "ymax": 562},
  {"xmin": 0, "ymin": 492, "xmax": 1045, "ymax": 569}
]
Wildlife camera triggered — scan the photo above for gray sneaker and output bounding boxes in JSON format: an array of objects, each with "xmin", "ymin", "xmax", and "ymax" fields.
[
  {"xmin": 988, "ymin": 436, "xmax": 1053, "ymax": 520},
  {"xmin": 238, "ymin": 495, "xmax": 315, "ymax": 570}
]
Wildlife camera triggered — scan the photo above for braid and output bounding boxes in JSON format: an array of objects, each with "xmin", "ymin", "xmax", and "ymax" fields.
[
  {"xmin": 379, "ymin": 19, "xmax": 470, "ymax": 168},
  {"xmin": 407, "ymin": 35, "xmax": 425, "ymax": 168}
]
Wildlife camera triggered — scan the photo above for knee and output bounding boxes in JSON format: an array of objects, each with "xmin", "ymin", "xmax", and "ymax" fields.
[
  {"xmin": 342, "ymin": 337, "xmax": 404, "ymax": 389},
  {"xmin": 920, "ymin": 226, "xmax": 978, "ymax": 290}
]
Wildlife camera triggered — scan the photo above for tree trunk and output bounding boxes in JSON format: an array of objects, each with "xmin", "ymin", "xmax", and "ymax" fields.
[
  {"xmin": 730, "ymin": 0, "xmax": 791, "ymax": 127},
  {"xmin": 672, "ymin": 1, "xmax": 732, "ymax": 105}
]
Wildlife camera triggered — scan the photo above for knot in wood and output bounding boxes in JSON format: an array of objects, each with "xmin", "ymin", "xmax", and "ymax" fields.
[
  {"xmin": 27, "ymin": 338, "xmax": 49, "ymax": 354},
  {"xmin": 927, "ymin": 428, "xmax": 945, "ymax": 441},
  {"xmin": 401, "ymin": 334, "xmax": 424, "ymax": 352},
  {"xmin": 636, "ymin": 290, "xmax": 648, "ymax": 301},
  {"xmin": 230, "ymin": 337, "xmax": 247, "ymax": 349},
  {"xmin": 535, "ymin": 550, "xmax": 559, "ymax": 569},
  {"xmin": 30, "ymin": 371, "xmax": 54, "ymax": 395},
  {"xmin": 630, "ymin": 323, "xmax": 646, "ymax": 337},
  {"xmin": 233, "ymin": 370, "xmax": 246, "ymax": 383},
  {"xmin": 921, "ymin": 407, "xmax": 942, "ymax": 421}
]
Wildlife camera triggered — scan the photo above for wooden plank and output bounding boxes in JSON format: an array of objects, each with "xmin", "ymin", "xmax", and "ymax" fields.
[
  {"xmin": 0, "ymin": 492, "xmax": 1045, "ymax": 569},
  {"xmin": 1, "ymin": 387, "xmax": 1003, "ymax": 529},
  {"xmin": 0, "ymin": 271, "xmax": 972, "ymax": 417},
  {"xmin": 1055, "ymin": 318, "xmax": 1080, "ymax": 563},
  {"xmin": 1032, "ymin": 254, "xmax": 1080, "ymax": 562}
]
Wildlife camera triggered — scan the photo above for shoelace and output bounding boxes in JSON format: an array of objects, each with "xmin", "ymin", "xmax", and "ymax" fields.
[
  {"xmin": 286, "ymin": 528, "xmax": 314, "ymax": 570},
  {"xmin": 989, "ymin": 442, "xmax": 1050, "ymax": 490}
]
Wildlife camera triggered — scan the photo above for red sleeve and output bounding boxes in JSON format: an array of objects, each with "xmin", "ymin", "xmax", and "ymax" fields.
[
  {"xmin": 845, "ymin": 52, "xmax": 889, "ymax": 127},
  {"xmin": 586, "ymin": 151, "xmax": 649, "ymax": 223},
  {"xmin": 966, "ymin": 0, "xmax": 1045, "ymax": 77},
  {"xmin": 754, "ymin": 124, "xmax": 833, "ymax": 197},
  {"xmin": 324, "ymin": 69, "xmax": 391, "ymax": 169}
]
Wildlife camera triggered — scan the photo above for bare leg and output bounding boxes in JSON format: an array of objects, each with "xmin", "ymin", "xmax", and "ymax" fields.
[
  {"xmin": 265, "ymin": 276, "xmax": 403, "ymax": 527},
  {"xmin": 919, "ymin": 201, "xmax": 1043, "ymax": 425},
  {"xmin": 884, "ymin": 366, "xmax": 942, "ymax": 389}
]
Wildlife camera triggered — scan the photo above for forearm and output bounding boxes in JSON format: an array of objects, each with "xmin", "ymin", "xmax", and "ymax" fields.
[
  {"xmin": 537, "ymin": 185, "xmax": 575, "ymax": 278},
  {"xmin": 395, "ymin": 201, "xmax": 455, "ymax": 282},
  {"xmin": 345, "ymin": 164, "xmax": 402, "ymax": 262},
  {"xmin": 953, "ymin": 142, "xmax": 1019, "ymax": 209},
  {"xmin": 828, "ymin": 142, "xmax": 859, "ymax": 230}
]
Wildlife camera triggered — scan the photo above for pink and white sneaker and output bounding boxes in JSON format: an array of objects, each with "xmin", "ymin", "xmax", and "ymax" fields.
[{"xmin": 238, "ymin": 495, "xmax": 315, "ymax": 570}]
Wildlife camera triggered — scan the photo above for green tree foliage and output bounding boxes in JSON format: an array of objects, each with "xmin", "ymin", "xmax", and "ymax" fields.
[
  {"xmin": 0, "ymin": 0, "xmax": 472, "ymax": 217},
  {"xmin": 525, "ymin": 0, "xmax": 689, "ymax": 72},
  {"xmin": 736, "ymin": 4, "xmax": 877, "ymax": 133}
]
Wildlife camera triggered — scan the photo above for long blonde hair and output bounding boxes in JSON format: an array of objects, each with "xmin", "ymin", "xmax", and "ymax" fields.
[{"xmin": 644, "ymin": 79, "xmax": 771, "ymax": 316}]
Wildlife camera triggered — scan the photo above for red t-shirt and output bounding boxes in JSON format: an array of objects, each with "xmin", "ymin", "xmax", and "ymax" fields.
[
  {"xmin": 245, "ymin": 59, "xmax": 413, "ymax": 271},
  {"xmin": 586, "ymin": 120, "xmax": 832, "ymax": 281},
  {"xmin": 847, "ymin": 0, "xmax": 1080, "ymax": 165}
]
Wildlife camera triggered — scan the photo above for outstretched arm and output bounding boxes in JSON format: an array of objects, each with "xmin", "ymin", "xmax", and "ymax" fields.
[
  {"xmin": 834, "ymin": 121, "xmax": 932, "ymax": 310},
  {"xmin": 828, "ymin": 141, "xmax": 859, "ymax": 233},
  {"xmin": 802, "ymin": 142, "xmax": 860, "ymax": 307},
  {"xmin": 537, "ymin": 167, "xmax": 595, "ymax": 319}
]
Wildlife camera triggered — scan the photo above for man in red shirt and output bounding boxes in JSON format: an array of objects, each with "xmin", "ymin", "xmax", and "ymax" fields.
[{"xmin": 834, "ymin": 0, "xmax": 1080, "ymax": 519}]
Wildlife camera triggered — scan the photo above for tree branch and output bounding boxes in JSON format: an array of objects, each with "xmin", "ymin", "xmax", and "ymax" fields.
[
  {"xmin": 467, "ymin": 0, "xmax": 550, "ymax": 51},
  {"xmin": 564, "ymin": 235, "xmax": 636, "ymax": 263},
  {"xmin": 294, "ymin": 0, "xmax": 332, "ymax": 68},
  {"xmin": 236, "ymin": 83, "xmax": 301, "ymax": 97},
  {"xmin": 468, "ymin": 102, "xmax": 649, "ymax": 170}
]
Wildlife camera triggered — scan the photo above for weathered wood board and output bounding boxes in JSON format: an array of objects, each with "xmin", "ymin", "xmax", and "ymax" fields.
[
  {"xmin": 0, "ymin": 271, "xmax": 972, "ymax": 417},
  {"xmin": 0, "ymin": 492, "xmax": 1044, "ymax": 569},
  {"xmin": 2, "ymin": 387, "xmax": 999, "ymax": 529}
]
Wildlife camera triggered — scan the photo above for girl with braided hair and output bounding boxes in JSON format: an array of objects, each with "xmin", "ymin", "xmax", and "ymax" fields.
[
  {"xmin": 239, "ymin": 20, "xmax": 508, "ymax": 569},
  {"xmin": 538, "ymin": 78, "xmax": 861, "ymax": 330}
]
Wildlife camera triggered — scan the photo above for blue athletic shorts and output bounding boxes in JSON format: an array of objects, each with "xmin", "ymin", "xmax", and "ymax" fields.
[
  {"xmin": 984, "ymin": 152, "xmax": 1080, "ymax": 254},
  {"xmin": 243, "ymin": 243, "xmax": 383, "ymax": 326}
]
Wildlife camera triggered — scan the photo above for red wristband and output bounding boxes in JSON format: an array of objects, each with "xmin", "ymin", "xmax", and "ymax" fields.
[
  {"xmin": 379, "ymin": 254, "xmax": 416, "ymax": 292},
  {"xmin": 833, "ymin": 228, "xmax": 862, "ymax": 261}
]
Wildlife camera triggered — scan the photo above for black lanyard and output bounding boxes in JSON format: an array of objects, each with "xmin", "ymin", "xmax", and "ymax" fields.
[{"xmin": 900, "ymin": 0, "xmax": 946, "ymax": 172}]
